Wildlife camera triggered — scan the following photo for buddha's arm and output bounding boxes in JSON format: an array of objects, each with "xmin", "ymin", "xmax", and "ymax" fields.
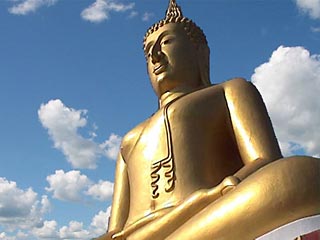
[
  {"xmin": 108, "ymin": 152, "xmax": 130, "ymax": 234},
  {"xmin": 223, "ymin": 78, "xmax": 282, "ymax": 179}
]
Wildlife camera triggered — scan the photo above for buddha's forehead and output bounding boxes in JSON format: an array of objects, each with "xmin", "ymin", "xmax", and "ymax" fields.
[{"xmin": 145, "ymin": 23, "xmax": 185, "ymax": 45}]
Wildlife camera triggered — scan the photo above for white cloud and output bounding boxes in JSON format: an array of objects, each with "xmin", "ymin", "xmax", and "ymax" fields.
[
  {"xmin": 38, "ymin": 99, "xmax": 100, "ymax": 169},
  {"xmin": 89, "ymin": 206, "xmax": 111, "ymax": 236},
  {"xmin": 142, "ymin": 12, "xmax": 154, "ymax": 22},
  {"xmin": 252, "ymin": 46, "xmax": 320, "ymax": 157},
  {"xmin": 81, "ymin": 0, "xmax": 135, "ymax": 23},
  {"xmin": 100, "ymin": 134, "xmax": 122, "ymax": 160},
  {"xmin": 46, "ymin": 170, "xmax": 114, "ymax": 202},
  {"xmin": 55, "ymin": 207, "xmax": 110, "ymax": 239},
  {"xmin": 86, "ymin": 180, "xmax": 114, "ymax": 201},
  {"xmin": 32, "ymin": 220, "xmax": 59, "ymax": 239},
  {"xmin": 46, "ymin": 170, "xmax": 91, "ymax": 202},
  {"xmin": 0, "ymin": 177, "xmax": 50, "ymax": 232},
  {"xmin": 59, "ymin": 221, "xmax": 90, "ymax": 239},
  {"xmin": 0, "ymin": 232, "xmax": 17, "ymax": 240},
  {"xmin": 128, "ymin": 11, "xmax": 138, "ymax": 18},
  {"xmin": 16, "ymin": 231, "xmax": 28, "ymax": 239},
  {"xmin": 5, "ymin": 206, "xmax": 111, "ymax": 239},
  {"xmin": 40, "ymin": 195, "xmax": 51, "ymax": 214},
  {"xmin": 295, "ymin": 0, "xmax": 320, "ymax": 19},
  {"xmin": 38, "ymin": 99, "xmax": 121, "ymax": 169},
  {"xmin": 0, "ymin": 233, "xmax": 5, "ymax": 239},
  {"xmin": 1, "ymin": 231, "xmax": 28, "ymax": 240},
  {"xmin": 311, "ymin": 26, "xmax": 320, "ymax": 32},
  {"xmin": 0, "ymin": 232, "xmax": 13, "ymax": 240},
  {"xmin": 8, "ymin": 0, "xmax": 58, "ymax": 15}
]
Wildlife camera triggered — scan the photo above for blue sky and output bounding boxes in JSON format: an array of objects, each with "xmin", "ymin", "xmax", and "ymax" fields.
[{"xmin": 0, "ymin": 0, "xmax": 319, "ymax": 239}]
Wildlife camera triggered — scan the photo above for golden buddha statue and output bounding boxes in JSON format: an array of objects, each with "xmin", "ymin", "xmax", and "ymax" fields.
[{"xmin": 98, "ymin": 1, "xmax": 320, "ymax": 239}]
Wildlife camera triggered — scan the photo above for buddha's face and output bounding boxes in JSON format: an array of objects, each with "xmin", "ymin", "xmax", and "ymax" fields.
[{"xmin": 145, "ymin": 23, "xmax": 201, "ymax": 97}]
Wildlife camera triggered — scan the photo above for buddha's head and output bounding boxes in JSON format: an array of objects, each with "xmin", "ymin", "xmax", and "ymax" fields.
[{"xmin": 143, "ymin": 0, "xmax": 210, "ymax": 97}]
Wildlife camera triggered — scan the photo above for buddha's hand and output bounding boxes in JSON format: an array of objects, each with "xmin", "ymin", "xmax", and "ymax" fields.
[
  {"xmin": 220, "ymin": 176, "xmax": 241, "ymax": 196},
  {"xmin": 206, "ymin": 176, "xmax": 241, "ymax": 202},
  {"xmin": 96, "ymin": 231, "xmax": 120, "ymax": 240}
]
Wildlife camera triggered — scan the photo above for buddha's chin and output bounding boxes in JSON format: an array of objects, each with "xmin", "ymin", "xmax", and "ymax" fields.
[
  {"xmin": 157, "ymin": 72, "xmax": 177, "ymax": 87},
  {"xmin": 156, "ymin": 75, "xmax": 174, "ymax": 90},
  {"xmin": 156, "ymin": 73, "xmax": 167, "ymax": 83}
]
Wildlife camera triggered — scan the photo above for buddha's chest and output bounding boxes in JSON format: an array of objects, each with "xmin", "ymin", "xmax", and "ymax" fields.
[
  {"xmin": 126, "ymin": 96, "xmax": 227, "ymax": 200},
  {"xmin": 130, "ymin": 97, "xmax": 222, "ymax": 164}
]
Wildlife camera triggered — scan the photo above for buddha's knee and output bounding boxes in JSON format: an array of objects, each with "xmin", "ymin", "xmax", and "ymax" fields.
[
  {"xmin": 260, "ymin": 156, "xmax": 320, "ymax": 211},
  {"xmin": 271, "ymin": 156, "xmax": 320, "ymax": 182}
]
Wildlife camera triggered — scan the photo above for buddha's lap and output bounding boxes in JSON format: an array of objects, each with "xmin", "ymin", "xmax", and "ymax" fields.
[{"xmin": 127, "ymin": 156, "xmax": 320, "ymax": 240}]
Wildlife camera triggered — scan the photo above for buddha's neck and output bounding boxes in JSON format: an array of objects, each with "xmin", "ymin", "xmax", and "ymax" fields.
[{"xmin": 158, "ymin": 86, "xmax": 203, "ymax": 108}]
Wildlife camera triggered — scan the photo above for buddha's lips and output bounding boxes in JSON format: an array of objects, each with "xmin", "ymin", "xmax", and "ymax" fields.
[{"xmin": 153, "ymin": 63, "xmax": 167, "ymax": 74}]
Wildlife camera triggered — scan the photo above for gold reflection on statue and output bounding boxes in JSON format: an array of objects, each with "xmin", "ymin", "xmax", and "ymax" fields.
[{"xmin": 97, "ymin": 0, "xmax": 320, "ymax": 239}]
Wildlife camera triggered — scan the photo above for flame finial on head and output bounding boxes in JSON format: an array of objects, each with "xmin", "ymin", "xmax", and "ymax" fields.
[{"xmin": 165, "ymin": 0, "xmax": 183, "ymax": 20}]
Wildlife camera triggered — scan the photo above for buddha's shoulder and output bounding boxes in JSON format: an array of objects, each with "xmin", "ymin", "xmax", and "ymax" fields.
[
  {"xmin": 120, "ymin": 119, "xmax": 149, "ymax": 156},
  {"xmin": 220, "ymin": 77, "xmax": 256, "ymax": 92},
  {"xmin": 122, "ymin": 120, "xmax": 148, "ymax": 145},
  {"xmin": 195, "ymin": 78, "xmax": 256, "ymax": 98},
  {"xmin": 189, "ymin": 78, "xmax": 251, "ymax": 100},
  {"xmin": 186, "ymin": 78, "xmax": 259, "ymax": 108}
]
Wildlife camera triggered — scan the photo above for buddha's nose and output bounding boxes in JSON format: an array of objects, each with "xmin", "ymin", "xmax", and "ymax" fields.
[{"xmin": 151, "ymin": 45, "xmax": 163, "ymax": 64}]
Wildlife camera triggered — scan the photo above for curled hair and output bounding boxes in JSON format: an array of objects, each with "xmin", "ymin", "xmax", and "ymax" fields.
[
  {"xmin": 143, "ymin": 18, "xmax": 208, "ymax": 54},
  {"xmin": 143, "ymin": 0, "xmax": 208, "ymax": 53}
]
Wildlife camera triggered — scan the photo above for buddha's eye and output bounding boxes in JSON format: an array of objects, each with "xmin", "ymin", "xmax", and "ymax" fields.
[
  {"xmin": 161, "ymin": 38, "xmax": 173, "ymax": 46},
  {"xmin": 145, "ymin": 49, "xmax": 151, "ymax": 59},
  {"xmin": 145, "ymin": 44, "xmax": 153, "ymax": 59}
]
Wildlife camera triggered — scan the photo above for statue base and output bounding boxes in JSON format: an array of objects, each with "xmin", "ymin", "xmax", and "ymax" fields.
[{"xmin": 257, "ymin": 215, "xmax": 320, "ymax": 240}]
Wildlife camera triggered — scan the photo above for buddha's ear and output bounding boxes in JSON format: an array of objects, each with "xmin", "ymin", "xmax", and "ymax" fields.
[{"xmin": 196, "ymin": 44, "xmax": 211, "ymax": 86}]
